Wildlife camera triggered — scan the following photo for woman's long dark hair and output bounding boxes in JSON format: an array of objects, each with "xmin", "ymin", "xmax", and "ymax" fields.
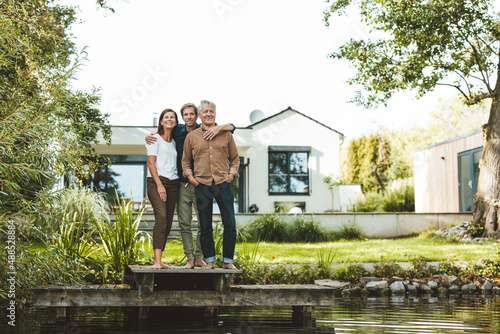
[{"xmin": 157, "ymin": 108, "xmax": 179, "ymax": 135}]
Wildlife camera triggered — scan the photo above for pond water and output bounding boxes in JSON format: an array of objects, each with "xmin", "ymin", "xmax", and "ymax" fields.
[{"xmin": 2, "ymin": 297, "xmax": 499, "ymax": 333}]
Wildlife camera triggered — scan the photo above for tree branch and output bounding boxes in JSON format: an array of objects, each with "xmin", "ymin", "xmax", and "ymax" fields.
[
  {"xmin": 476, "ymin": 35, "xmax": 499, "ymax": 57},
  {"xmin": 464, "ymin": 34, "xmax": 494, "ymax": 94},
  {"xmin": 469, "ymin": 92, "xmax": 493, "ymax": 104},
  {"xmin": 436, "ymin": 82, "xmax": 471, "ymax": 101}
]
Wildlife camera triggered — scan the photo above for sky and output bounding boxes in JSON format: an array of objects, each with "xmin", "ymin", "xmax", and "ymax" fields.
[{"xmin": 68, "ymin": 0, "xmax": 452, "ymax": 140}]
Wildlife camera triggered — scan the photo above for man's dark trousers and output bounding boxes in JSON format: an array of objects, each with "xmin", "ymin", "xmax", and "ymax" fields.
[{"xmin": 194, "ymin": 180, "xmax": 236, "ymax": 264}]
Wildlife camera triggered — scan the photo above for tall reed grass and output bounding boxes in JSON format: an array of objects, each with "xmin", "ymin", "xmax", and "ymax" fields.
[{"xmin": 94, "ymin": 192, "xmax": 150, "ymax": 282}]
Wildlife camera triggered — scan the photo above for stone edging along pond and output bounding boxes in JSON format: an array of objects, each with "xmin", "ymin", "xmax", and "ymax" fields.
[{"xmin": 315, "ymin": 276, "xmax": 500, "ymax": 298}]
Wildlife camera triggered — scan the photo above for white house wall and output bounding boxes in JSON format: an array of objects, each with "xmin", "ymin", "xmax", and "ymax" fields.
[
  {"xmin": 243, "ymin": 110, "xmax": 341, "ymax": 213},
  {"xmin": 93, "ymin": 109, "xmax": 342, "ymax": 213}
]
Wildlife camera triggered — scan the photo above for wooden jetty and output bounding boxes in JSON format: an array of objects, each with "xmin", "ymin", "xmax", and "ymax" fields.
[{"xmin": 32, "ymin": 265, "xmax": 341, "ymax": 325}]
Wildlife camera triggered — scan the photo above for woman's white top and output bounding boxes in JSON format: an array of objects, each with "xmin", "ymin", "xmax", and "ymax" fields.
[{"xmin": 145, "ymin": 133, "xmax": 179, "ymax": 180}]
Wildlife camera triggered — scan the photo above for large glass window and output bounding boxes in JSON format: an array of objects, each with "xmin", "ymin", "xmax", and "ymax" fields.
[
  {"xmin": 459, "ymin": 148, "xmax": 483, "ymax": 212},
  {"xmin": 269, "ymin": 149, "xmax": 309, "ymax": 195},
  {"xmin": 90, "ymin": 155, "xmax": 147, "ymax": 203}
]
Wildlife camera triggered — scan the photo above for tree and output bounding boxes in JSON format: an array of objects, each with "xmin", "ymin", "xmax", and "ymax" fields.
[
  {"xmin": 383, "ymin": 97, "xmax": 489, "ymax": 181},
  {"xmin": 323, "ymin": 174, "xmax": 345, "ymax": 211},
  {"xmin": 343, "ymin": 134, "xmax": 390, "ymax": 193},
  {"xmin": 0, "ymin": 0, "xmax": 112, "ymax": 223},
  {"xmin": 325, "ymin": 0, "xmax": 500, "ymax": 237}
]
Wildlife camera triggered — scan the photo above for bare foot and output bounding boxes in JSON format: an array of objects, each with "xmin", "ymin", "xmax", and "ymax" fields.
[
  {"xmin": 152, "ymin": 263, "xmax": 174, "ymax": 269},
  {"xmin": 223, "ymin": 263, "xmax": 238, "ymax": 270},
  {"xmin": 181, "ymin": 259, "xmax": 195, "ymax": 269},
  {"xmin": 151, "ymin": 263, "xmax": 162, "ymax": 269},
  {"xmin": 201, "ymin": 262, "xmax": 215, "ymax": 270},
  {"xmin": 194, "ymin": 258, "xmax": 206, "ymax": 267}
]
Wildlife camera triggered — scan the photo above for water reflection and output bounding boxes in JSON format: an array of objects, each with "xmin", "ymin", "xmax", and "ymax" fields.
[{"xmin": 1, "ymin": 297, "xmax": 499, "ymax": 333}]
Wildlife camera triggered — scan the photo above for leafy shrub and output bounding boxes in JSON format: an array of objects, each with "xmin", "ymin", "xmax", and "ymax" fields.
[
  {"xmin": 382, "ymin": 178, "xmax": 415, "ymax": 212},
  {"xmin": 405, "ymin": 256, "xmax": 437, "ymax": 279},
  {"xmin": 290, "ymin": 216, "xmax": 327, "ymax": 242},
  {"xmin": 438, "ymin": 259, "xmax": 462, "ymax": 277},
  {"xmin": 352, "ymin": 192, "xmax": 383, "ymax": 212},
  {"xmin": 0, "ymin": 224, "xmax": 88, "ymax": 306},
  {"xmin": 247, "ymin": 213, "xmax": 289, "ymax": 242},
  {"xmin": 233, "ymin": 263, "xmax": 331, "ymax": 285},
  {"xmin": 331, "ymin": 223, "xmax": 366, "ymax": 240},
  {"xmin": 476, "ymin": 260, "xmax": 500, "ymax": 279},
  {"xmin": 333, "ymin": 263, "xmax": 368, "ymax": 282},
  {"xmin": 371, "ymin": 262, "xmax": 405, "ymax": 278}
]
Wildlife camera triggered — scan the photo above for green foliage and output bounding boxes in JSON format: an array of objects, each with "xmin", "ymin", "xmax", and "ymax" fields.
[
  {"xmin": 317, "ymin": 247, "xmax": 337, "ymax": 272},
  {"xmin": 290, "ymin": 216, "xmax": 327, "ymax": 242},
  {"xmin": 56, "ymin": 213, "xmax": 97, "ymax": 260},
  {"xmin": 333, "ymin": 263, "xmax": 368, "ymax": 282},
  {"xmin": 323, "ymin": 174, "xmax": 345, "ymax": 211},
  {"xmin": 324, "ymin": 0, "xmax": 498, "ymax": 108},
  {"xmin": 351, "ymin": 192, "xmax": 384, "ymax": 212},
  {"xmin": 344, "ymin": 134, "xmax": 390, "ymax": 193},
  {"xmin": 213, "ymin": 221, "xmax": 224, "ymax": 267},
  {"xmin": 94, "ymin": 193, "xmax": 150, "ymax": 283},
  {"xmin": 0, "ymin": 0, "xmax": 111, "ymax": 225},
  {"xmin": 331, "ymin": 224, "xmax": 366, "ymax": 240},
  {"xmin": 381, "ymin": 178, "xmax": 415, "ymax": 212},
  {"xmin": 52, "ymin": 186, "xmax": 109, "ymax": 228},
  {"xmin": 405, "ymin": 256, "xmax": 437, "ymax": 279},
  {"xmin": 247, "ymin": 213, "xmax": 289, "ymax": 242},
  {"xmin": 0, "ymin": 223, "xmax": 88, "ymax": 305},
  {"xmin": 371, "ymin": 262, "xmax": 405, "ymax": 278},
  {"xmin": 238, "ymin": 240, "xmax": 262, "ymax": 265},
  {"xmin": 349, "ymin": 178, "xmax": 415, "ymax": 212},
  {"xmin": 233, "ymin": 263, "xmax": 332, "ymax": 285},
  {"xmin": 468, "ymin": 224, "xmax": 484, "ymax": 237},
  {"xmin": 476, "ymin": 259, "xmax": 500, "ymax": 278}
]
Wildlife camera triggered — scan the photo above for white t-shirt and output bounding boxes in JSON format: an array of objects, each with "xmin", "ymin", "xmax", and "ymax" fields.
[{"xmin": 146, "ymin": 134, "xmax": 179, "ymax": 180}]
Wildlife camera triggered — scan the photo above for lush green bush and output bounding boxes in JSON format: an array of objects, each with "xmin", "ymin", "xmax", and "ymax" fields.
[
  {"xmin": 382, "ymin": 179, "xmax": 415, "ymax": 212},
  {"xmin": 246, "ymin": 213, "xmax": 289, "ymax": 242},
  {"xmin": 352, "ymin": 192, "xmax": 384, "ymax": 212},
  {"xmin": 330, "ymin": 223, "xmax": 366, "ymax": 240},
  {"xmin": 371, "ymin": 261, "xmax": 405, "ymax": 278},
  {"xmin": 0, "ymin": 222, "xmax": 88, "ymax": 306},
  {"xmin": 290, "ymin": 216, "xmax": 327, "ymax": 242},
  {"xmin": 350, "ymin": 179, "xmax": 415, "ymax": 213},
  {"xmin": 405, "ymin": 256, "xmax": 438, "ymax": 279},
  {"xmin": 333, "ymin": 263, "xmax": 368, "ymax": 282}
]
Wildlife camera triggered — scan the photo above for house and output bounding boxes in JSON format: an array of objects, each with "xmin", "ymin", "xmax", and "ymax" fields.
[
  {"xmin": 92, "ymin": 107, "xmax": 345, "ymax": 213},
  {"xmin": 413, "ymin": 130, "xmax": 483, "ymax": 213}
]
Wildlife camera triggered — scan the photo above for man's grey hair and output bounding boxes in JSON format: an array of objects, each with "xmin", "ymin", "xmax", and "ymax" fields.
[{"xmin": 199, "ymin": 99, "xmax": 216, "ymax": 112}]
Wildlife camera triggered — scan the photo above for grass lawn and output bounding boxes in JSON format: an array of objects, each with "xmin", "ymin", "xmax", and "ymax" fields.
[{"xmin": 156, "ymin": 236, "xmax": 498, "ymax": 265}]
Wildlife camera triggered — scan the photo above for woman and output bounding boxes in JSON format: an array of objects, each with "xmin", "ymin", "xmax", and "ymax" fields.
[{"xmin": 146, "ymin": 108, "xmax": 180, "ymax": 269}]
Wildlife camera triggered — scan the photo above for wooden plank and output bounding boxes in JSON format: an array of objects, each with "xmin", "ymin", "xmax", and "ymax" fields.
[
  {"xmin": 129, "ymin": 265, "xmax": 242, "ymax": 274},
  {"xmin": 32, "ymin": 285, "xmax": 341, "ymax": 308}
]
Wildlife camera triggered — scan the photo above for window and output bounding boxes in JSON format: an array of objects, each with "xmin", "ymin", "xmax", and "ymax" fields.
[
  {"xmin": 268, "ymin": 146, "xmax": 310, "ymax": 195},
  {"xmin": 458, "ymin": 148, "xmax": 482, "ymax": 212},
  {"xmin": 90, "ymin": 155, "xmax": 148, "ymax": 203}
]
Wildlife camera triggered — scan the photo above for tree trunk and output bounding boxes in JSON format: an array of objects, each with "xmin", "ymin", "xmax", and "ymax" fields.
[{"xmin": 471, "ymin": 78, "xmax": 500, "ymax": 238}]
